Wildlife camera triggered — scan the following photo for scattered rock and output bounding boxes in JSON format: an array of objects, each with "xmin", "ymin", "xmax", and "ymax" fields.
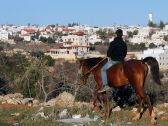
[
  {"xmin": 163, "ymin": 103, "xmax": 168, "ymax": 108},
  {"xmin": 131, "ymin": 108, "xmax": 137, "ymax": 112},
  {"xmin": 38, "ymin": 107, "xmax": 44, "ymax": 112},
  {"xmin": 33, "ymin": 99, "xmax": 40, "ymax": 106},
  {"xmin": 13, "ymin": 123, "xmax": 19, "ymax": 126},
  {"xmin": 157, "ymin": 111, "xmax": 166, "ymax": 116},
  {"xmin": 59, "ymin": 109, "xmax": 68, "ymax": 119},
  {"xmin": 153, "ymin": 107, "xmax": 159, "ymax": 113},
  {"xmin": 0, "ymin": 92, "xmax": 92, "ymax": 108},
  {"xmin": 161, "ymin": 113, "xmax": 168, "ymax": 121},
  {"xmin": 3, "ymin": 95, "xmax": 10, "ymax": 101},
  {"xmin": 157, "ymin": 103, "xmax": 168, "ymax": 108},
  {"xmin": 126, "ymin": 122, "xmax": 132, "ymax": 125},
  {"xmin": 7, "ymin": 98, "xmax": 18, "ymax": 105},
  {"xmin": 35, "ymin": 112, "xmax": 49, "ymax": 120},
  {"xmin": 1, "ymin": 101, "xmax": 6, "ymax": 104},
  {"xmin": 0, "ymin": 96, "xmax": 3, "ymax": 101},
  {"xmin": 74, "ymin": 102, "xmax": 93, "ymax": 108},
  {"xmin": 5, "ymin": 93, "xmax": 23, "ymax": 99},
  {"xmin": 72, "ymin": 114, "xmax": 81, "ymax": 119},
  {"xmin": 45, "ymin": 98, "xmax": 57, "ymax": 106},
  {"xmin": 21, "ymin": 98, "xmax": 33, "ymax": 105},
  {"xmin": 11, "ymin": 112, "xmax": 20, "ymax": 116},
  {"xmin": 112, "ymin": 106, "xmax": 121, "ymax": 112}
]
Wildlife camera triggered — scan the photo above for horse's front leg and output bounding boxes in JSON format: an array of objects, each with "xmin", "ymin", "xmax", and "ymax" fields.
[
  {"xmin": 132, "ymin": 95, "xmax": 142, "ymax": 121},
  {"xmin": 93, "ymin": 90, "xmax": 100, "ymax": 112},
  {"xmin": 102, "ymin": 91, "xmax": 109, "ymax": 120}
]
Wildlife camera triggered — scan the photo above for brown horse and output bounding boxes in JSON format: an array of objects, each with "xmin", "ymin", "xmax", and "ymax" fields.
[{"xmin": 78, "ymin": 57, "xmax": 161, "ymax": 125}]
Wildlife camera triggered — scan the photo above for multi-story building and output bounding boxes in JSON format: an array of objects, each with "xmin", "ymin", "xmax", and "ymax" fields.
[
  {"xmin": 130, "ymin": 34, "xmax": 148, "ymax": 44},
  {"xmin": 45, "ymin": 31, "xmax": 90, "ymax": 60},
  {"xmin": 88, "ymin": 34, "xmax": 102, "ymax": 44},
  {"xmin": 0, "ymin": 30, "xmax": 9, "ymax": 40},
  {"xmin": 136, "ymin": 46, "xmax": 168, "ymax": 69}
]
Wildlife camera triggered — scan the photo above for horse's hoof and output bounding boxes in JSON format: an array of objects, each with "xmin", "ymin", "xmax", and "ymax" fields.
[
  {"xmin": 132, "ymin": 116, "xmax": 140, "ymax": 121},
  {"xmin": 132, "ymin": 113, "xmax": 140, "ymax": 121},
  {"xmin": 151, "ymin": 118, "xmax": 157, "ymax": 125},
  {"xmin": 151, "ymin": 117, "xmax": 157, "ymax": 125},
  {"xmin": 151, "ymin": 111, "xmax": 157, "ymax": 125}
]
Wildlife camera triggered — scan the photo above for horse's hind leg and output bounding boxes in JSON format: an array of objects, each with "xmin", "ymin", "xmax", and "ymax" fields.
[
  {"xmin": 132, "ymin": 95, "xmax": 143, "ymax": 120},
  {"xmin": 137, "ymin": 87, "xmax": 157, "ymax": 125},
  {"xmin": 144, "ymin": 95, "xmax": 157, "ymax": 125}
]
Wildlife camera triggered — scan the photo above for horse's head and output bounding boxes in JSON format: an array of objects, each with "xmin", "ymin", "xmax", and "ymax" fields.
[
  {"xmin": 78, "ymin": 59, "xmax": 90, "ymax": 85},
  {"xmin": 77, "ymin": 57, "xmax": 104, "ymax": 85}
]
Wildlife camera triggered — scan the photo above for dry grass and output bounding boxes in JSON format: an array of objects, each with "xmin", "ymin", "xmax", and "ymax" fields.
[{"xmin": 0, "ymin": 103, "xmax": 168, "ymax": 126}]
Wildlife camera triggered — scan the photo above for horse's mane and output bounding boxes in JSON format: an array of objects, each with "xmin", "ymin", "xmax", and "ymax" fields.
[{"xmin": 84, "ymin": 57, "xmax": 103, "ymax": 67}]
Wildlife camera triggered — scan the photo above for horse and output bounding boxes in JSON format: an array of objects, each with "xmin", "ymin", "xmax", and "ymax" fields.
[{"xmin": 78, "ymin": 57, "xmax": 161, "ymax": 125}]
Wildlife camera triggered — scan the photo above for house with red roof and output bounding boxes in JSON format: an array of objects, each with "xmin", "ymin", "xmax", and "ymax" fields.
[
  {"xmin": 20, "ymin": 28, "xmax": 37, "ymax": 41},
  {"xmin": 45, "ymin": 31, "xmax": 90, "ymax": 60}
]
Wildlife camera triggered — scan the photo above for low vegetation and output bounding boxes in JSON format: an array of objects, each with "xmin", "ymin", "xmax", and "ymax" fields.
[
  {"xmin": 0, "ymin": 49, "xmax": 168, "ymax": 125},
  {"xmin": 1, "ymin": 102, "xmax": 168, "ymax": 126}
]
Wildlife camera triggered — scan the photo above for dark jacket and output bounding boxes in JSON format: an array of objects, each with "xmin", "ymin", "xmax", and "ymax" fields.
[{"xmin": 107, "ymin": 37, "xmax": 127, "ymax": 61}]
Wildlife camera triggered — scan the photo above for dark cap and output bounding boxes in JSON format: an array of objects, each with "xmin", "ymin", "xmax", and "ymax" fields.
[{"xmin": 116, "ymin": 29, "xmax": 123, "ymax": 37}]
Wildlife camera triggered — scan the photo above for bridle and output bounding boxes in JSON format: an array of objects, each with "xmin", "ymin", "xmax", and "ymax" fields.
[{"xmin": 79, "ymin": 57, "xmax": 107, "ymax": 79}]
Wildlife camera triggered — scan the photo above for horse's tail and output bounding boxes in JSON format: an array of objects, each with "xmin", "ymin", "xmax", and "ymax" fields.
[{"xmin": 143, "ymin": 57, "xmax": 161, "ymax": 85}]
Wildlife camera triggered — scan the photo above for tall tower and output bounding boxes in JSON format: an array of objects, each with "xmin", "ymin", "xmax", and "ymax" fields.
[{"xmin": 148, "ymin": 13, "xmax": 153, "ymax": 22}]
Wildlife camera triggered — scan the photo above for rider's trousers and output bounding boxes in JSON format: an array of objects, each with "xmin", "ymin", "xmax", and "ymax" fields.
[{"xmin": 101, "ymin": 60, "xmax": 118, "ymax": 86}]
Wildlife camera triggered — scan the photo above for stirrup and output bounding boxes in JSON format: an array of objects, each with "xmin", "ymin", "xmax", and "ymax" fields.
[{"xmin": 98, "ymin": 86, "xmax": 110, "ymax": 93}]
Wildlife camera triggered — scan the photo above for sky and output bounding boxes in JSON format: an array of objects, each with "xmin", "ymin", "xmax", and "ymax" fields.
[{"xmin": 0, "ymin": 0, "xmax": 167, "ymax": 26}]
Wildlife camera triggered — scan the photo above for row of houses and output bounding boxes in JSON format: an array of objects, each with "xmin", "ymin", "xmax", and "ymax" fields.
[
  {"xmin": 0, "ymin": 25, "xmax": 55, "ymax": 42},
  {"xmin": 125, "ymin": 45, "xmax": 168, "ymax": 69},
  {"xmin": 1, "ymin": 24, "xmax": 168, "ymax": 43},
  {"xmin": 1, "ymin": 24, "xmax": 168, "ymax": 63},
  {"xmin": 130, "ymin": 28, "xmax": 168, "ymax": 45}
]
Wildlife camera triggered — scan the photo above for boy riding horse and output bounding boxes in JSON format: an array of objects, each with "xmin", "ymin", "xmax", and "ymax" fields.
[{"xmin": 99, "ymin": 29, "xmax": 127, "ymax": 93}]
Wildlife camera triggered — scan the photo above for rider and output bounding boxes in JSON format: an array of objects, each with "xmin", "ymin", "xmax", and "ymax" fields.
[{"xmin": 98, "ymin": 29, "xmax": 127, "ymax": 93}]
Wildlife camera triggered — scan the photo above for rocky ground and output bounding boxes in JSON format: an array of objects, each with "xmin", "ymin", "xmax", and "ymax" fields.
[{"xmin": 0, "ymin": 92, "xmax": 168, "ymax": 126}]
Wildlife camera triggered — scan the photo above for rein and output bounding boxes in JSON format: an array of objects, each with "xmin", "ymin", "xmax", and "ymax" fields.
[{"xmin": 83, "ymin": 57, "xmax": 107, "ymax": 76}]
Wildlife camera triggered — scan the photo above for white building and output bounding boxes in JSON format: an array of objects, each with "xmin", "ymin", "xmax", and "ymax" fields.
[
  {"xmin": 88, "ymin": 34, "xmax": 102, "ymax": 44},
  {"xmin": 0, "ymin": 30, "xmax": 9, "ymax": 40},
  {"xmin": 130, "ymin": 35, "xmax": 148, "ymax": 44},
  {"xmin": 62, "ymin": 31, "xmax": 89, "ymax": 46},
  {"xmin": 164, "ymin": 25, "xmax": 168, "ymax": 30},
  {"xmin": 20, "ymin": 28, "xmax": 36, "ymax": 41},
  {"xmin": 137, "ymin": 47, "xmax": 168, "ymax": 69},
  {"xmin": 45, "ymin": 31, "xmax": 90, "ymax": 60},
  {"xmin": 20, "ymin": 34, "xmax": 31, "ymax": 42},
  {"xmin": 138, "ymin": 27, "xmax": 150, "ymax": 36}
]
